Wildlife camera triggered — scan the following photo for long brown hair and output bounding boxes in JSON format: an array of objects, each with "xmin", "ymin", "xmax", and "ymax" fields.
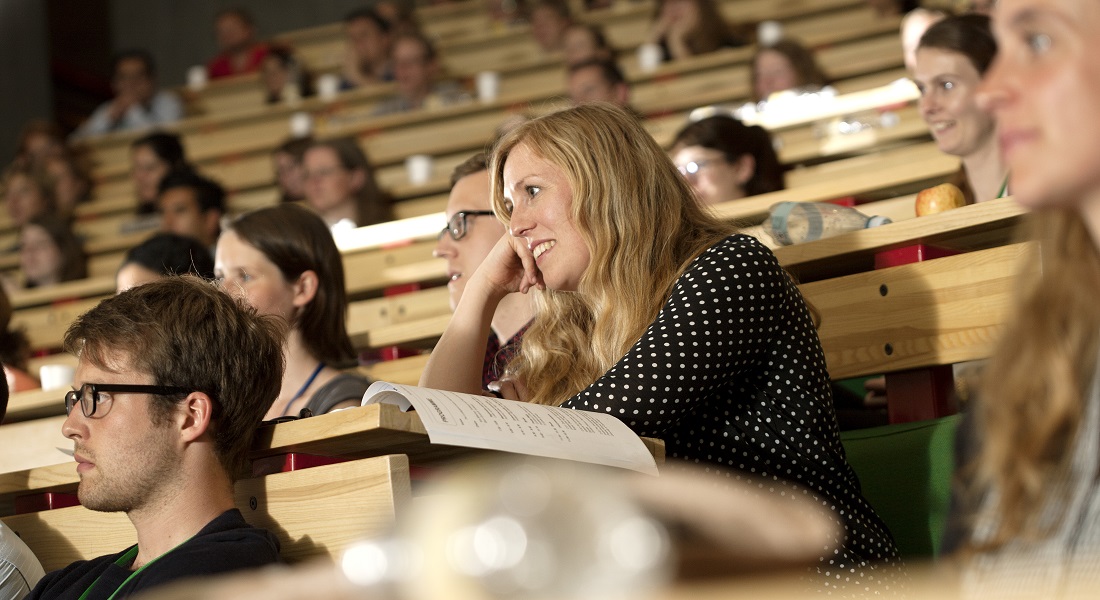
[{"xmin": 308, "ymin": 137, "xmax": 392, "ymax": 226}]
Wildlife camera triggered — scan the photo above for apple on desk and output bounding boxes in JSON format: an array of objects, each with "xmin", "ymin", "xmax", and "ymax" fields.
[{"xmin": 915, "ymin": 183, "xmax": 966, "ymax": 217}]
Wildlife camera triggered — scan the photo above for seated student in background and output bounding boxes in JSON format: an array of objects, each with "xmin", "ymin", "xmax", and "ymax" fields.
[
  {"xmin": 371, "ymin": 32, "xmax": 470, "ymax": 116},
  {"xmin": 948, "ymin": 0, "xmax": 1100, "ymax": 592},
  {"xmin": 43, "ymin": 152, "xmax": 92, "ymax": 219},
  {"xmin": 419, "ymin": 104, "xmax": 898, "ymax": 590},
  {"xmin": 302, "ymin": 138, "xmax": 391, "ymax": 232},
  {"xmin": 215, "ymin": 204, "xmax": 371, "ymax": 419},
  {"xmin": 18, "ymin": 215, "xmax": 86, "ymax": 290},
  {"xmin": 2, "ymin": 166, "xmax": 56, "ymax": 230},
  {"xmin": 156, "ymin": 170, "xmax": 226, "ymax": 253},
  {"xmin": 71, "ymin": 50, "xmax": 182, "ymax": 140},
  {"xmin": 434, "ymin": 153, "xmax": 536, "ymax": 390},
  {"xmin": 561, "ymin": 23, "xmax": 614, "ymax": 68},
  {"xmin": 648, "ymin": 0, "xmax": 746, "ymax": 62},
  {"xmin": 116, "ymin": 233, "xmax": 217, "ymax": 293},
  {"xmin": 206, "ymin": 7, "xmax": 268, "ymax": 79},
  {"xmin": 751, "ymin": 40, "xmax": 830, "ymax": 103},
  {"xmin": 13, "ymin": 120, "xmax": 65, "ymax": 170},
  {"xmin": 527, "ymin": 0, "xmax": 573, "ymax": 55},
  {"xmin": 566, "ymin": 58, "xmax": 632, "ymax": 109},
  {"xmin": 131, "ymin": 132, "xmax": 190, "ymax": 216},
  {"xmin": 0, "ymin": 372, "xmax": 46, "ymax": 597},
  {"xmin": 913, "ymin": 14, "xmax": 1007, "ymax": 204},
  {"xmin": 669, "ymin": 115, "xmax": 785, "ymax": 205},
  {"xmin": 0, "ymin": 286, "xmax": 38, "ymax": 393},
  {"xmin": 27, "ymin": 277, "xmax": 283, "ymax": 599},
  {"xmin": 340, "ymin": 8, "xmax": 394, "ymax": 89},
  {"xmin": 272, "ymin": 137, "xmax": 312, "ymax": 204},
  {"xmin": 260, "ymin": 46, "xmax": 313, "ymax": 105}
]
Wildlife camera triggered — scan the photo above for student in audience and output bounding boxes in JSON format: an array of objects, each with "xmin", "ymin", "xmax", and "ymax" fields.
[
  {"xmin": 341, "ymin": 7, "xmax": 394, "ymax": 89},
  {"xmin": 528, "ymin": 0, "xmax": 573, "ymax": 54},
  {"xmin": 914, "ymin": 14, "xmax": 1007, "ymax": 204},
  {"xmin": 116, "ymin": 233, "xmax": 216, "ymax": 293},
  {"xmin": 419, "ymin": 104, "xmax": 898, "ymax": 589},
  {"xmin": 561, "ymin": 23, "xmax": 614, "ymax": 68},
  {"xmin": 216, "ymin": 204, "xmax": 370, "ymax": 419},
  {"xmin": 260, "ymin": 46, "xmax": 313, "ymax": 104},
  {"xmin": 0, "ymin": 371, "xmax": 46, "ymax": 595},
  {"xmin": 131, "ymin": 132, "xmax": 190, "ymax": 215},
  {"xmin": 567, "ymin": 59, "xmax": 632, "ymax": 108},
  {"xmin": 272, "ymin": 137, "xmax": 312, "ymax": 204},
  {"xmin": 27, "ymin": 277, "xmax": 283, "ymax": 599},
  {"xmin": 2, "ymin": 166, "xmax": 56, "ymax": 229},
  {"xmin": 371, "ymin": 32, "xmax": 470, "ymax": 116},
  {"xmin": 19, "ymin": 215, "xmax": 87, "ymax": 289},
  {"xmin": 302, "ymin": 138, "xmax": 391, "ymax": 231},
  {"xmin": 669, "ymin": 115, "xmax": 785, "ymax": 205},
  {"xmin": 156, "ymin": 170, "xmax": 226, "ymax": 252},
  {"xmin": 866, "ymin": 0, "xmax": 920, "ymax": 17},
  {"xmin": 648, "ymin": 0, "xmax": 746, "ymax": 62},
  {"xmin": 43, "ymin": 152, "xmax": 92, "ymax": 218},
  {"xmin": 206, "ymin": 7, "xmax": 269, "ymax": 79},
  {"xmin": 751, "ymin": 40, "xmax": 830, "ymax": 103},
  {"xmin": 0, "ymin": 286, "xmax": 38, "ymax": 393},
  {"xmin": 435, "ymin": 153, "xmax": 536, "ymax": 389},
  {"xmin": 13, "ymin": 120, "xmax": 65, "ymax": 170},
  {"xmin": 901, "ymin": 8, "xmax": 947, "ymax": 73},
  {"xmin": 950, "ymin": 0, "xmax": 1100, "ymax": 591},
  {"xmin": 71, "ymin": 50, "xmax": 183, "ymax": 140}
]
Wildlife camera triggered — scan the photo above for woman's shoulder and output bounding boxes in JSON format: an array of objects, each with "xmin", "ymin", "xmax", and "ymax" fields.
[
  {"xmin": 307, "ymin": 371, "xmax": 372, "ymax": 414},
  {"xmin": 694, "ymin": 234, "xmax": 775, "ymax": 265}
]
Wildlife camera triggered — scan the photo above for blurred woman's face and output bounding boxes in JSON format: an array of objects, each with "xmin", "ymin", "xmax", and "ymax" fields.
[
  {"xmin": 977, "ymin": 0, "xmax": 1100, "ymax": 211},
  {"xmin": 20, "ymin": 224, "xmax": 63, "ymax": 287},
  {"xmin": 260, "ymin": 56, "xmax": 291, "ymax": 97},
  {"xmin": 562, "ymin": 27, "xmax": 603, "ymax": 67},
  {"xmin": 131, "ymin": 145, "xmax": 169, "ymax": 205},
  {"xmin": 5, "ymin": 173, "xmax": 48, "ymax": 227},
  {"xmin": 914, "ymin": 48, "xmax": 996, "ymax": 160},
  {"xmin": 671, "ymin": 145, "xmax": 746, "ymax": 205},
  {"xmin": 753, "ymin": 49, "xmax": 800, "ymax": 101},
  {"xmin": 303, "ymin": 147, "xmax": 362, "ymax": 216},
  {"xmin": 46, "ymin": 158, "xmax": 86, "ymax": 215}
]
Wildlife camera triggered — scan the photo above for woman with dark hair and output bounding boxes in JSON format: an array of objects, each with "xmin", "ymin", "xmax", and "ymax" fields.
[
  {"xmin": 3, "ymin": 165, "xmax": 56, "ymax": 228},
  {"xmin": 215, "ymin": 204, "xmax": 369, "ymax": 419},
  {"xmin": 648, "ymin": 0, "xmax": 746, "ymax": 61},
  {"xmin": 130, "ymin": 132, "xmax": 190, "ymax": 214},
  {"xmin": 14, "ymin": 120, "xmax": 65, "ymax": 169},
  {"xmin": 751, "ymin": 39, "xmax": 830, "ymax": 103},
  {"xmin": 116, "ymin": 232, "xmax": 216, "ymax": 293},
  {"xmin": 19, "ymin": 214, "xmax": 87, "ymax": 289},
  {"xmin": 669, "ymin": 115, "xmax": 785, "ymax": 205},
  {"xmin": 44, "ymin": 152, "xmax": 93, "ymax": 218},
  {"xmin": 913, "ymin": 13, "xmax": 1006, "ymax": 204},
  {"xmin": 302, "ymin": 137, "xmax": 391, "ymax": 232},
  {"xmin": 260, "ymin": 45, "xmax": 314, "ymax": 104},
  {"xmin": 561, "ymin": 23, "xmax": 614, "ymax": 67},
  {"xmin": 272, "ymin": 136, "xmax": 313, "ymax": 204}
]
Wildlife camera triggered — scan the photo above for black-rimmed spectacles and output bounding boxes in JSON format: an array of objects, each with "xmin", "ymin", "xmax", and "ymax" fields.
[
  {"xmin": 438, "ymin": 211, "xmax": 496, "ymax": 242},
  {"xmin": 64, "ymin": 383, "xmax": 192, "ymax": 418}
]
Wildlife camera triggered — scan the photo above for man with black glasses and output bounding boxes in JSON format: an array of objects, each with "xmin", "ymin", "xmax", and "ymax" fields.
[{"xmin": 28, "ymin": 277, "xmax": 286, "ymax": 600}]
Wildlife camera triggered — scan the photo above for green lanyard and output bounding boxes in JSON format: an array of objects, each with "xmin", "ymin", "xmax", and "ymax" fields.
[
  {"xmin": 77, "ymin": 538, "xmax": 185, "ymax": 600},
  {"xmin": 996, "ymin": 175, "xmax": 1010, "ymax": 199}
]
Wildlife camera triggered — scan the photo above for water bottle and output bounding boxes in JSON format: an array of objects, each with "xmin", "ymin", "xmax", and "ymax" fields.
[{"xmin": 767, "ymin": 201, "xmax": 892, "ymax": 246}]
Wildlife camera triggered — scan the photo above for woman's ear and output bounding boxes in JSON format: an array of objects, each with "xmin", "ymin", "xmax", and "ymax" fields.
[
  {"xmin": 734, "ymin": 154, "xmax": 757, "ymax": 186},
  {"xmin": 292, "ymin": 270, "xmax": 319, "ymax": 308}
]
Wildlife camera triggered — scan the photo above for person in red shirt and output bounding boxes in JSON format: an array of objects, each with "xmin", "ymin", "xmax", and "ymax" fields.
[{"xmin": 206, "ymin": 8, "xmax": 268, "ymax": 79}]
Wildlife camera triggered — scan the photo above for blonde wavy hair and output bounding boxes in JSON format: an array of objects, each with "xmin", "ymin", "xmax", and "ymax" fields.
[
  {"xmin": 966, "ymin": 209, "xmax": 1100, "ymax": 550},
  {"xmin": 488, "ymin": 103, "xmax": 734, "ymax": 406}
]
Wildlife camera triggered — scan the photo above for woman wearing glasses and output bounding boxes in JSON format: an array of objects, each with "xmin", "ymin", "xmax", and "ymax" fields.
[
  {"xmin": 434, "ymin": 153, "xmax": 535, "ymax": 390},
  {"xmin": 420, "ymin": 104, "xmax": 898, "ymax": 590},
  {"xmin": 669, "ymin": 115, "xmax": 785, "ymax": 206},
  {"xmin": 215, "ymin": 204, "xmax": 369, "ymax": 420}
]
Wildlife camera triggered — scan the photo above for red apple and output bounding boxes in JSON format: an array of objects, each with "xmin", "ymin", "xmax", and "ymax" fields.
[{"xmin": 915, "ymin": 183, "xmax": 966, "ymax": 217}]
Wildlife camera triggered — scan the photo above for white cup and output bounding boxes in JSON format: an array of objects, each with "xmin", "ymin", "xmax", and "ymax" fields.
[
  {"xmin": 39, "ymin": 364, "xmax": 75, "ymax": 391},
  {"xmin": 757, "ymin": 20, "xmax": 784, "ymax": 47},
  {"xmin": 405, "ymin": 154, "xmax": 433, "ymax": 186},
  {"xmin": 317, "ymin": 73, "xmax": 341, "ymax": 102},
  {"xmin": 476, "ymin": 71, "xmax": 500, "ymax": 104},
  {"xmin": 636, "ymin": 43, "xmax": 663, "ymax": 73},
  {"xmin": 186, "ymin": 65, "xmax": 208, "ymax": 91},
  {"xmin": 289, "ymin": 112, "xmax": 313, "ymax": 138}
]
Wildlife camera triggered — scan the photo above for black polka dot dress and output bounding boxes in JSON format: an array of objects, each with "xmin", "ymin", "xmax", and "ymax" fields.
[{"xmin": 561, "ymin": 235, "xmax": 900, "ymax": 590}]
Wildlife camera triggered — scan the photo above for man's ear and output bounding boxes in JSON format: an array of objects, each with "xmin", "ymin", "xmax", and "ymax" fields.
[
  {"xmin": 177, "ymin": 392, "xmax": 215, "ymax": 444},
  {"xmin": 291, "ymin": 270, "xmax": 319, "ymax": 309}
]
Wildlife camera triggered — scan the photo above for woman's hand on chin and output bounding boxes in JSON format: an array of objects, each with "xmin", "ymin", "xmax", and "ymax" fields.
[{"xmin": 470, "ymin": 234, "xmax": 545, "ymax": 299}]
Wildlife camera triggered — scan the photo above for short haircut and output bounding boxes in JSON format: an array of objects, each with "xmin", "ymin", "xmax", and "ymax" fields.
[
  {"xmin": 157, "ymin": 170, "xmax": 227, "ymax": 215},
  {"xmin": 449, "ymin": 152, "xmax": 488, "ymax": 189},
  {"xmin": 64, "ymin": 277, "xmax": 285, "ymax": 479},
  {"xmin": 274, "ymin": 136, "xmax": 314, "ymax": 161},
  {"xmin": 131, "ymin": 132, "xmax": 188, "ymax": 171},
  {"xmin": 113, "ymin": 49, "xmax": 156, "ymax": 78},
  {"xmin": 568, "ymin": 57, "xmax": 626, "ymax": 87},
  {"xmin": 121, "ymin": 233, "xmax": 216, "ymax": 280},
  {"xmin": 344, "ymin": 7, "xmax": 391, "ymax": 33}
]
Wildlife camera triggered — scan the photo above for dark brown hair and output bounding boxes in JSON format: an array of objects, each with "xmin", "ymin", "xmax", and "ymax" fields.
[
  {"xmin": 22, "ymin": 214, "xmax": 87, "ymax": 287},
  {"xmin": 64, "ymin": 276, "xmax": 285, "ymax": 478},
  {"xmin": 449, "ymin": 152, "xmax": 489, "ymax": 189},
  {"xmin": 918, "ymin": 13, "xmax": 997, "ymax": 75},
  {"xmin": 671, "ymin": 115, "xmax": 785, "ymax": 196},
  {"xmin": 227, "ymin": 204, "xmax": 355, "ymax": 365},
  {"xmin": 652, "ymin": 0, "xmax": 740, "ymax": 56},
  {"xmin": 751, "ymin": 39, "xmax": 830, "ymax": 102},
  {"xmin": 0, "ymin": 286, "xmax": 30, "ymax": 372},
  {"xmin": 308, "ymin": 137, "xmax": 392, "ymax": 226}
]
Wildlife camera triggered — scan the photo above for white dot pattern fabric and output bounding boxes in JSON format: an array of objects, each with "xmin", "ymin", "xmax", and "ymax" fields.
[{"xmin": 561, "ymin": 235, "xmax": 900, "ymax": 590}]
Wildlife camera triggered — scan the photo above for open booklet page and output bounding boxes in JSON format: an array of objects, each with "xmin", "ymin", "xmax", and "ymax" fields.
[{"xmin": 362, "ymin": 382, "xmax": 659, "ymax": 475}]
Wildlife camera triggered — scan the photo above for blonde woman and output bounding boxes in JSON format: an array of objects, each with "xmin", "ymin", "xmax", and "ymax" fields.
[
  {"xmin": 420, "ymin": 103, "xmax": 898, "ymax": 589},
  {"xmin": 954, "ymin": 0, "xmax": 1100, "ymax": 591}
]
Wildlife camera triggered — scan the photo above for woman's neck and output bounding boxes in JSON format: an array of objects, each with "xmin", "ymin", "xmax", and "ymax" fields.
[
  {"xmin": 963, "ymin": 137, "xmax": 1007, "ymax": 203},
  {"xmin": 281, "ymin": 329, "xmax": 323, "ymax": 397},
  {"xmin": 492, "ymin": 292, "xmax": 536, "ymax": 346}
]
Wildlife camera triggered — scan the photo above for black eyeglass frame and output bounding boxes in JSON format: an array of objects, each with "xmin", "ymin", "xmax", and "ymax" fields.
[
  {"xmin": 64, "ymin": 383, "xmax": 192, "ymax": 418},
  {"xmin": 438, "ymin": 210, "xmax": 496, "ymax": 241}
]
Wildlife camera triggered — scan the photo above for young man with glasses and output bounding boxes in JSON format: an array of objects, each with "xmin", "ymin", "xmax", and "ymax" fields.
[
  {"xmin": 432, "ymin": 153, "xmax": 535, "ymax": 391},
  {"xmin": 28, "ymin": 277, "xmax": 285, "ymax": 600}
]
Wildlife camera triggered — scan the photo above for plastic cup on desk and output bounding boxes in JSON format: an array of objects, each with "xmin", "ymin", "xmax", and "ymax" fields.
[
  {"xmin": 405, "ymin": 154, "xmax": 433, "ymax": 186},
  {"xmin": 39, "ymin": 364, "xmax": 75, "ymax": 391},
  {"xmin": 186, "ymin": 65, "xmax": 207, "ymax": 91},
  {"xmin": 476, "ymin": 71, "xmax": 501, "ymax": 104},
  {"xmin": 636, "ymin": 43, "xmax": 663, "ymax": 73},
  {"xmin": 317, "ymin": 73, "xmax": 340, "ymax": 102},
  {"xmin": 289, "ymin": 112, "xmax": 313, "ymax": 138},
  {"xmin": 757, "ymin": 20, "xmax": 784, "ymax": 47}
]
